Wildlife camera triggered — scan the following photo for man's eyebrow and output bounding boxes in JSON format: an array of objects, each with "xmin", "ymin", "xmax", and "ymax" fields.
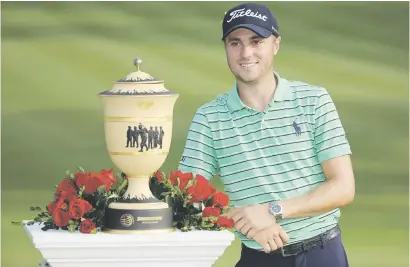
[
  {"xmin": 227, "ymin": 35, "xmax": 263, "ymax": 42},
  {"xmin": 227, "ymin": 36, "xmax": 241, "ymax": 42},
  {"xmin": 250, "ymin": 35, "xmax": 263, "ymax": 40}
]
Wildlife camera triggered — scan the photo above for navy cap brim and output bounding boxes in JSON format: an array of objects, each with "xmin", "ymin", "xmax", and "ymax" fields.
[{"xmin": 222, "ymin": 24, "xmax": 272, "ymax": 40}]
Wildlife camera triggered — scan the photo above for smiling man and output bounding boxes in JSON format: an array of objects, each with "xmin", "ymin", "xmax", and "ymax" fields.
[{"xmin": 178, "ymin": 3, "xmax": 355, "ymax": 267}]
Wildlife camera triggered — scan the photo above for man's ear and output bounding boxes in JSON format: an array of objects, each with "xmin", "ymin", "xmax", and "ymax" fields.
[{"xmin": 273, "ymin": 36, "xmax": 281, "ymax": 56}]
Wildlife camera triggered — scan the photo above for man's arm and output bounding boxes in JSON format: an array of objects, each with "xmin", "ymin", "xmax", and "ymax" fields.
[
  {"xmin": 278, "ymin": 155, "xmax": 354, "ymax": 219},
  {"xmin": 177, "ymin": 107, "xmax": 218, "ymax": 180},
  {"xmin": 230, "ymin": 155, "xmax": 354, "ymax": 233},
  {"xmin": 277, "ymin": 89, "xmax": 355, "ymax": 219}
]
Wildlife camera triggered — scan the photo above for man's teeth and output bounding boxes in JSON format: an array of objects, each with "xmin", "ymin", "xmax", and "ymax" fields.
[{"xmin": 241, "ymin": 63, "xmax": 256, "ymax": 68}]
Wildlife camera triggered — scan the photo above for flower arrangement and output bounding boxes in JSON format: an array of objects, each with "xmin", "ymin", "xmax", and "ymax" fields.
[
  {"xmin": 16, "ymin": 166, "xmax": 234, "ymax": 234},
  {"xmin": 15, "ymin": 166, "xmax": 128, "ymax": 233},
  {"xmin": 150, "ymin": 170, "xmax": 234, "ymax": 231}
]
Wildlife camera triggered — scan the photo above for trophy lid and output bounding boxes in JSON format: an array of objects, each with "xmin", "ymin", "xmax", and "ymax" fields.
[{"xmin": 99, "ymin": 58, "xmax": 176, "ymax": 96}]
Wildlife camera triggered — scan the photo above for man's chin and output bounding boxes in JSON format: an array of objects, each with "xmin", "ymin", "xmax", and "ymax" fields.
[{"xmin": 237, "ymin": 75, "xmax": 259, "ymax": 85}]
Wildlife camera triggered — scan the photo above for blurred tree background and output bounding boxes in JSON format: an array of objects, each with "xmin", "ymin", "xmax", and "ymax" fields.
[{"xmin": 1, "ymin": 2, "xmax": 408, "ymax": 267}]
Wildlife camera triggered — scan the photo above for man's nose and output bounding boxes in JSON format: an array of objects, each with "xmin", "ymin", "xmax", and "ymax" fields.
[{"xmin": 240, "ymin": 44, "xmax": 253, "ymax": 59}]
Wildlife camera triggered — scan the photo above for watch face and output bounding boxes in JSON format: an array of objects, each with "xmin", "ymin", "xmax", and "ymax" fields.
[{"xmin": 271, "ymin": 204, "xmax": 281, "ymax": 213}]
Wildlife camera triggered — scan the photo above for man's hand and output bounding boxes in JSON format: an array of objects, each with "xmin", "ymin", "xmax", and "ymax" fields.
[
  {"xmin": 227, "ymin": 203, "xmax": 275, "ymax": 236},
  {"xmin": 252, "ymin": 223, "xmax": 289, "ymax": 253}
]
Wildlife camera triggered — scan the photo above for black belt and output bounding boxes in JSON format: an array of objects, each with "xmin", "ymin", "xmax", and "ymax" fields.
[{"xmin": 273, "ymin": 225, "xmax": 341, "ymax": 257}]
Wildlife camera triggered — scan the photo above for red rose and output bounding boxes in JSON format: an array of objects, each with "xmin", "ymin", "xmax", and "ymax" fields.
[
  {"xmin": 212, "ymin": 192, "xmax": 230, "ymax": 207},
  {"xmin": 202, "ymin": 207, "xmax": 221, "ymax": 217},
  {"xmin": 84, "ymin": 174, "xmax": 104, "ymax": 194},
  {"xmin": 47, "ymin": 201, "xmax": 57, "ymax": 215},
  {"xmin": 68, "ymin": 199, "xmax": 93, "ymax": 220},
  {"xmin": 75, "ymin": 169, "xmax": 116, "ymax": 194},
  {"xmin": 48, "ymin": 186, "xmax": 78, "ymax": 216},
  {"xmin": 52, "ymin": 199, "xmax": 70, "ymax": 227},
  {"xmin": 154, "ymin": 170, "xmax": 163, "ymax": 182},
  {"xmin": 56, "ymin": 197, "xmax": 68, "ymax": 210},
  {"xmin": 217, "ymin": 216, "xmax": 234, "ymax": 228},
  {"xmin": 57, "ymin": 178, "xmax": 76, "ymax": 193},
  {"xmin": 74, "ymin": 172, "xmax": 90, "ymax": 189},
  {"xmin": 87, "ymin": 168, "xmax": 116, "ymax": 193},
  {"xmin": 169, "ymin": 170, "xmax": 179, "ymax": 185},
  {"xmin": 55, "ymin": 178, "xmax": 77, "ymax": 201},
  {"xmin": 52, "ymin": 209, "xmax": 70, "ymax": 227},
  {"xmin": 54, "ymin": 190, "xmax": 77, "ymax": 207},
  {"xmin": 187, "ymin": 174, "xmax": 216, "ymax": 203},
  {"xmin": 80, "ymin": 219, "xmax": 96, "ymax": 234},
  {"xmin": 97, "ymin": 168, "xmax": 116, "ymax": 190},
  {"xmin": 178, "ymin": 171, "xmax": 193, "ymax": 190}
]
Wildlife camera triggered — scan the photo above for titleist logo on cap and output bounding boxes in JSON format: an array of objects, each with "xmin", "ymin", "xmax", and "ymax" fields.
[{"xmin": 226, "ymin": 8, "xmax": 268, "ymax": 23}]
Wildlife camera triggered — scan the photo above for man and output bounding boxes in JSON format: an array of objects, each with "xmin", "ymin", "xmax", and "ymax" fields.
[
  {"xmin": 178, "ymin": 3, "xmax": 355, "ymax": 267},
  {"xmin": 126, "ymin": 126, "xmax": 133, "ymax": 148},
  {"xmin": 132, "ymin": 126, "xmax": 139, "ymax": 148},
  {"xmin": 158, "ymin": 126, "xmax": 164, "ymax": 149},
  {"xmin": 148, "ymin": 126, "xmax": 154, "ymax": 149},
  {"xmin": 138, "ymin": 123, "xmax": 149, "ymax": 152}
]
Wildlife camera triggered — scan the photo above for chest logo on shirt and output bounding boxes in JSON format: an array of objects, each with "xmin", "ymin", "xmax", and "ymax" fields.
[{"xmin": 292, "ymin": 120, "xmax": 302, "ymax": 136}]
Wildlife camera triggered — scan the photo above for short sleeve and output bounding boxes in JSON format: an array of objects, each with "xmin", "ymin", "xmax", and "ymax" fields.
[
  {"xmin": 178, "ymin": 108, "xmax": 218, "ymax": 180},
  {"xmin": 314, "ymin": 90, "xmax": 352, "ymax": 163}
]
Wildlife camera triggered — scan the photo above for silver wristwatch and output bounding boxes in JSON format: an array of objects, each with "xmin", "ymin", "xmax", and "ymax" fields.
[{"xmin": 268, "ymin": 202, "xmax": 283, "ymax": 221}]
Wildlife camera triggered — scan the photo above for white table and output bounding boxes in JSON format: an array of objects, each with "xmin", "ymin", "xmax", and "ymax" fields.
[{"xmin": 24, "ymin": 221, "xmax": 235, "ymax": 267}]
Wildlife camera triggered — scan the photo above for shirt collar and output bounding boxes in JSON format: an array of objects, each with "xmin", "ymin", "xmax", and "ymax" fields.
[{"xmin": 226, "ymin": 72, "xmax": 293, "ymax": 112}]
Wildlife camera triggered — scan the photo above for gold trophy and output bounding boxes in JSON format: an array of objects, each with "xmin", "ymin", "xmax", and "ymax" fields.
[{"xmin": 99, "ymin": 58, "xmax": 179, "ymax": 233}]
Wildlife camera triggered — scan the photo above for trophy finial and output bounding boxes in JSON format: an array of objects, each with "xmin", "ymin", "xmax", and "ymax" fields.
[{"xmin": 133, "ymin": 58, "xmax": 143, "ymax": 71}]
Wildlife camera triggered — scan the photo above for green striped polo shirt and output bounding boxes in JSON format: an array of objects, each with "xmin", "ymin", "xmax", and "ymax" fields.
[{"xmin": 178, "ymin": 72, "xmax": 352, "ymax": 250}]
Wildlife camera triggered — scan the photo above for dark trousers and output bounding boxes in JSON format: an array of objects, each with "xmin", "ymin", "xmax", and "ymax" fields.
[{"xmin": 235, "ymin": 234, "xmax": 349, "ymax": 267}]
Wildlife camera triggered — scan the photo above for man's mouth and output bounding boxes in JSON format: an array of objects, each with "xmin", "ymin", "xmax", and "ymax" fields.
[{"xmin": 240, "ymin": 63, "xmax": 258, "ymax": 69}]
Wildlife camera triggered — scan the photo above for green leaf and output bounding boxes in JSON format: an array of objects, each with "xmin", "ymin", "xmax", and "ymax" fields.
[
  {"xmin": 164, "ymin": 194, "xmax": 170, "ymax": 205},
  {"xmin": 107, "ymin": 193, "xmax": 119, "ymax": 199},
  {"xmin": 68, "ymin": 224, "xmax": 77, "ymax": 232},
  {"xmin": 117, "ymin": 179, "xmax": 128, "ymax": 195},
  {"xmin": 41, "ymin": 217, "xmax": 51, "ymax": 222},
  {"xmin": 186, "ymin": 179, "xmax": 194, "ymax": 188},
  {"xmin": 160, "ymin": 192, "xmax": 170, "ymax": 197},
  {"xmin": 77, "ymin": 165, "xmax": 85, "ymax": 173},
  {"xmin": 68, "ymin": 220, "xmax": 79, "ymax": 232},
  {"xmin": 204, "ymin": 197, "xmax": 213, "ymax": 207},
  {"xmin": 38, "ymin": 211, "xmax": 49, "ymax": 218},
  {"xmin": 97, "ymin": 185, "xmax": 106, "ymax": 194}
]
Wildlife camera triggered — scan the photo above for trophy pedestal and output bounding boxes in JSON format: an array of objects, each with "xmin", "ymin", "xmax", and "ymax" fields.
[
  {"xmin": 103, "ymin": 177, "xmax": 175, "ymax": 233},
  {"xmin": 24, "ymin": 221, "xmax": 235, "ymax": 267}
]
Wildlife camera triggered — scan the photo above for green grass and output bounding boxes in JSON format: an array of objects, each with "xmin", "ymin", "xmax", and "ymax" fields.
[{"xmin": 1, "ymin": 2, "xmax": 408, "ymax": 267}]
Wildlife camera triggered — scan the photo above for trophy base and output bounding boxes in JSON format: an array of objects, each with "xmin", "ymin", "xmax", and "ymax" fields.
[{"xmin": 103, "ymin": 198, "xmax": 174, "ymax": 234}]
